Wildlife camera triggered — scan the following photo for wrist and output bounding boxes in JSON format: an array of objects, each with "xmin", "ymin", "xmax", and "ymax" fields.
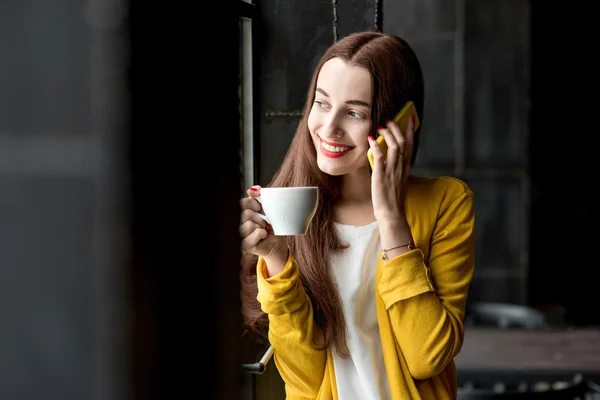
[
  {"xmin": 378, "ymin": 218, "xmax": 411, "ymax": 243},
  {"xmin": 381, "ymin": 240, "xmax": 416, "ymax": 261},
  {"xmin": 378, "ymin": 217, "xmax": 406, "ymax": 233},
  {"xmin": 263, "ymin": 243, "xmax": 289, "ymax": 277}
]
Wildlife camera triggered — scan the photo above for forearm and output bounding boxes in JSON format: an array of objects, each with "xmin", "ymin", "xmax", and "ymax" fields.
[
  {"xmin": 269, "ymin": 304, "xmax": 327, "ymax": 397},
  {"xmin": 387, "ymin": 291, "xmax": 463, "ymax": 379},
  {"xmin": 262, "ymin": 242, "xmax": 290, "ymax": 278},
  {"xmin": 377, "ymin": 249, "xmax": 470, "ymax": 379},
  {"xmin": 257, "ymin": 254, "xmax": 326, "ymax": 397}
]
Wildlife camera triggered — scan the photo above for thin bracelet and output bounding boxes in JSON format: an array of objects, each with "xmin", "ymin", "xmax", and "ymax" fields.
[{"xmin": 381, "ymin": 241, "xmax": 415, "ymax": 261}]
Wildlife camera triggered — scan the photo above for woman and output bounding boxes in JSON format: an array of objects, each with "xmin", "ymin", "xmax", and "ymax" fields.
[{"xmin": 239, "ymin": 31, "xmax": 475, "ymax": 400}]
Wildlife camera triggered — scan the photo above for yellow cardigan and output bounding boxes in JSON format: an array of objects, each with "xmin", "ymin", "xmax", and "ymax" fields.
[{"xmin": 256, "ymin": 176, "xmax": 475, "ymax": 400}]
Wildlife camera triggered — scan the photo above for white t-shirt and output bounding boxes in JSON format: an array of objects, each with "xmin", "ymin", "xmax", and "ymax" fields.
[{"xmin": 330, "ymin": 221, "xmax": 392, "ymax": 400}]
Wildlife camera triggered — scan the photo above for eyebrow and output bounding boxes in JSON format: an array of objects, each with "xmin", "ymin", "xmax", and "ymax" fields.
[{"xmin": 316, "ymin": 88, "xmax": 370, "ymax": 108}]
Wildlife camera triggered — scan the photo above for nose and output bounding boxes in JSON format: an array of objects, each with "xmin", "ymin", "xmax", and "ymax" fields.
[{"xmin": 319, "ymin": 112, "xmax": 343, "ymax": 138}]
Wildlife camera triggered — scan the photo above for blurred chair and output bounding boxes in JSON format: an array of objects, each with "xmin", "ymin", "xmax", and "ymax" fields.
[
  {"xmin": 240, "ymin": 330, "xmax": 274, "ymax": 375},
  {"xmin": 458, "ymin": 371, "xmax": 591, "ymax": 399},
  {"xmin": 464, "ymin": 301, "xmax": 552, "ymax": 329},
  {"xmin": 587, "ymin": 380, "xmax": 600, "ymax": 399}
]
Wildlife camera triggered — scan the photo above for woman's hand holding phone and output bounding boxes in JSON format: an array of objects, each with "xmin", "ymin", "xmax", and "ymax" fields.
[
  {"xmin": 368, "ymin": 105, "xmax": 417, "ymax": 258},
  {"xmin": 367, "ymin": 101, "xmax": 420, "ymax": 169}
]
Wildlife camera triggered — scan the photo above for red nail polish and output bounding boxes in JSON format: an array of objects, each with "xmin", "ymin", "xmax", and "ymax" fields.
[
  {"xmin": 249, "ymin": 187, "xmax": 258, "ymax": 191},
  {"xmin": 377, "ymin": 126, "xmax": 385, "ymax": 130},
  {"xmin": 368, "ymin": 135, "xmax": 375, "ymax": 141},
  {"xmin": 411, "ymin": 115, "xmax": 415, "ymax": 123}
]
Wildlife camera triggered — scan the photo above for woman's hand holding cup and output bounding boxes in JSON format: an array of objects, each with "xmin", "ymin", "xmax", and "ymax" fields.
[{"xmin": 239, "ymin": 185, "xmax": 289, "ymax": 277}]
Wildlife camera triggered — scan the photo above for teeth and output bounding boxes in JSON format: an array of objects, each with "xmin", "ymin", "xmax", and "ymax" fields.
[{"xmin": 322, "ymin": 142, "xmax": 350, "ymax": 153}]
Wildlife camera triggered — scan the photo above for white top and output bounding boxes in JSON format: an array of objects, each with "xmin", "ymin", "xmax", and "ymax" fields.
[{"xmin": 330, "ymin": 221, "xmax": 392, "ymax": 400}]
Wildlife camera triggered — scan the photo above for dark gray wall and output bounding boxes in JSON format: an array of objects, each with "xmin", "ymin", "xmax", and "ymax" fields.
[{"xmin": 0, "ymin": 1, "xmax": 129, "ymax": 399}]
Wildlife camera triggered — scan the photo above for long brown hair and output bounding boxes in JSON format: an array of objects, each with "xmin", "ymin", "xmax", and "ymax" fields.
[{"xmin": 240, "ymin": 31, "xmax": 425, "ymax": 357}]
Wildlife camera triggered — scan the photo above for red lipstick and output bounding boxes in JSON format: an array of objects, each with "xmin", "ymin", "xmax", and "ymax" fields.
[{"xmin": 319, "ymin": 137, "xmax": 353, "ymax": 158}]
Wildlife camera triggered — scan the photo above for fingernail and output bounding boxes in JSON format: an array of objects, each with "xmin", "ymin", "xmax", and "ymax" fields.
[
  {"xmin": 249, "ymin": 187, "xmax": 258, "ymax": 191},
  {"xmin": 368, "ymin": 135, "xmax": 375, "ymax": 141},
  {"xmin": 377, "ymin": 126, "xmax": 385, "ymax": 131},
  {"xmin": 411, "ymin": 115, "xmax": 415, "ymax": 123}
]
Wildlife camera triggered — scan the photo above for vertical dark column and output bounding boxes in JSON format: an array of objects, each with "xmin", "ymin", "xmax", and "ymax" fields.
[
  {"xmin": 127, "ymin": 1, "xmax": 242, "ymax": 399},
  {"xmin": 529, "ymin": 0, "xmax": 598, "ymax": 325}
]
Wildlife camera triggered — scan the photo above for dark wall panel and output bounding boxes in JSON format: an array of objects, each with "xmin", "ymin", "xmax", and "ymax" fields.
[
  {"xmin": 464, "ymin": 0, "xmax": 529, "ymax": 169},
  {"xmin": 0, "ymin": 176, "xmax": 95, "ymax": 399},
  {"xmin": 0, "ymin": 1, "xmax": 91, "ymax": 136}
]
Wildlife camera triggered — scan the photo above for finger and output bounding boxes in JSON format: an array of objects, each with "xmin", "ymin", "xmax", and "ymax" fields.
[
  {"xmin": 239, "ymin": 219, "xmax": 266, "ymax": 240},
  {"xmin": 377, "ymin": 124, "xmax": 400, "ymax": 167},
  {"xmin": 247, "ymin": 185, "xmax": 261, "ymax": 198},
  {"xmin": 239, "ymin": 196, "xmax": 262, "ymax": 213},
  {"xmin": 240, "ymin": 228, "xmax": 268, "ymax": 252},
  {"xmin": 368, "ymin": 135, "xmax": 385, "ymax": 173},
  {"xmin": 240, "ymin": 209, "xmax": 268, "ymax": 229},
  {"xmin": 384, "ymin": 119, "xmax": 406, "ymax": 163},
  {"xmin": 243, "ymin": 185, "xmax": 264, "ymax": 214}
]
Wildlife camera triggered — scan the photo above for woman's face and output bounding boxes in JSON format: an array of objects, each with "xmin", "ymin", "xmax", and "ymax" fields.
[{"xmin": 307, "ymin": 57, "xmax": 373, "ymax": 176}]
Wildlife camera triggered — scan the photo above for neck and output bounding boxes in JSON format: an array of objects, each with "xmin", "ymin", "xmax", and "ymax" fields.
[
  {"xmin": 330, "ymin": 165, "xmax": 376, "ymax": 225},
  {"xmin": 339, "ymin": 165, "xmax": 372, "ymax": 204}
]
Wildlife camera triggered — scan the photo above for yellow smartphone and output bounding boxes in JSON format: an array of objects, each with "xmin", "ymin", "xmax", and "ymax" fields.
[{"xmin": 367, "ymin": 101, "xmax": 420, "ymax": 170}]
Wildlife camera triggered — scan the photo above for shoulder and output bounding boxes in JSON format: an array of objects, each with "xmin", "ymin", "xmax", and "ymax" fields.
[
  {"xmin": 409, "ymin": 174, "xmax": 471, "ymax": 195},
  {"xmin": 408, "ymin": 175, "xmax": 473, "ymax": 208}
]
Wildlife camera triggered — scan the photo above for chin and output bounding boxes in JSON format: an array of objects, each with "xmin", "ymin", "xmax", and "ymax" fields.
[{"xmin": 316, "ymin": 157, "xmax": 349, "ymax": 176}]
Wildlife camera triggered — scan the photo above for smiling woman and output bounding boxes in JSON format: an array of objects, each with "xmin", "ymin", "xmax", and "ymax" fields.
[{"xmin": 239, "ymin": 30, "xmax": 476, "ymax": 400}]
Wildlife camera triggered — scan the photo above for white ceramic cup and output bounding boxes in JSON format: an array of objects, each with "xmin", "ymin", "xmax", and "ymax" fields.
[{"xmin": 255, "ymin": 186, "xmax": 319, "ymax": 236}]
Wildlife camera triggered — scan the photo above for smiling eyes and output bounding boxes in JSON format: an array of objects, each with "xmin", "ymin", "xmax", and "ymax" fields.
[{"xmin": 314, "ymin": 100, "xmax": 366, "ymax": 120}]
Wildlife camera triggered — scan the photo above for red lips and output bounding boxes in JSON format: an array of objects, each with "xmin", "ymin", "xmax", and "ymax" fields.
[{"xmin": 319, "ymin": 137, "xmax": 353, "ymax": 158}]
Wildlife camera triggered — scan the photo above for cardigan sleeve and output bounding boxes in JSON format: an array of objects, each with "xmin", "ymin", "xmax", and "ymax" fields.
[
  {"xmin": 377, "ymin": 190, "xmax": 475, "ymax": 380},
  {"xmin": 257, "ymin": 248, "xmax": 327, "ymax": 398}
]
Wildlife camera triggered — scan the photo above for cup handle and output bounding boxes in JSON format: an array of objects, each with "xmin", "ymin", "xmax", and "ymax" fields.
[{"xmin": 253, "ymin": 196, "xmax": 270, "ymax": 224}]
